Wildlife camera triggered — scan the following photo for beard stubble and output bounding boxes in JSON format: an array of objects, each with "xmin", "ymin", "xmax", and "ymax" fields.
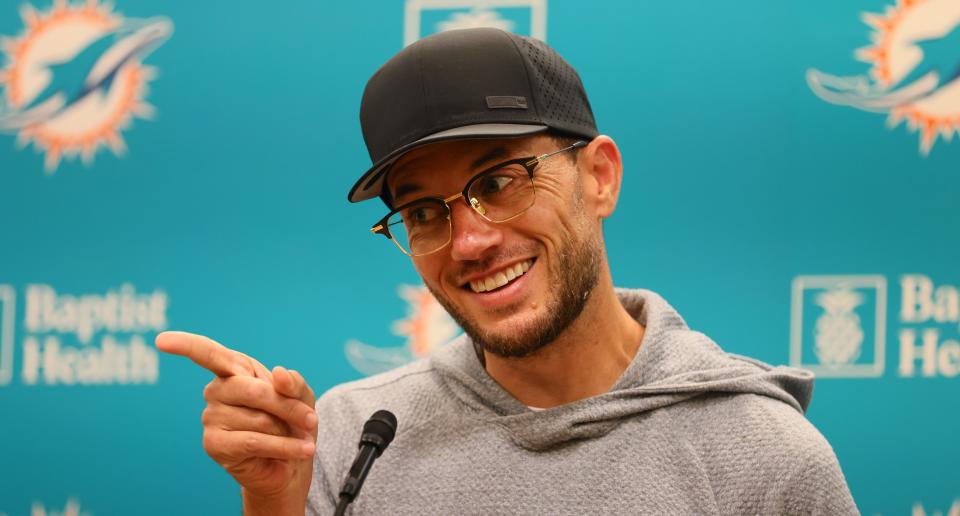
[{"xmin": 425, "ymin": 219, "xmax": 602, "ymax": 359}]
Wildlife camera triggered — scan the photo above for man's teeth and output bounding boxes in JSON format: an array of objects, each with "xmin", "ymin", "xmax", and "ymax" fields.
[{"xmin": 469, "ymin": 260, "xmax": 533, "ymax": 293}]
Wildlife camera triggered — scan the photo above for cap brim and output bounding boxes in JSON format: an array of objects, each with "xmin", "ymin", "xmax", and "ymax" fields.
[{"xmin": 348, "ymin": 123, "xmax": 548, "ymax": 203}]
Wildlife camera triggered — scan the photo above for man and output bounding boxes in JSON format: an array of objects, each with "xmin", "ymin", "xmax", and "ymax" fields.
[{"xmin": 156, "ymin": 28, "xmax": 858, "ymax": 515}]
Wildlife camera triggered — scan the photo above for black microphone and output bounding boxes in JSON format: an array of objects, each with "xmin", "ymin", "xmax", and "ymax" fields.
[{"xmin": 334, "ymin": 410, "xmax": 398, "ymax": 516}]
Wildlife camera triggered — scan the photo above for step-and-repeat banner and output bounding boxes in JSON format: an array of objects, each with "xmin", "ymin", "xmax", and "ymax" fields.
[{"xmin": 1, "ymin": 1, "xmax": 957, "ymax": 514}]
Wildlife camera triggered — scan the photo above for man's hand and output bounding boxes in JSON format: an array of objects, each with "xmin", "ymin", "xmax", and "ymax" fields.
[{"xmin": 155, "ymin": 331, "xmax": 318, "ymax": 512}]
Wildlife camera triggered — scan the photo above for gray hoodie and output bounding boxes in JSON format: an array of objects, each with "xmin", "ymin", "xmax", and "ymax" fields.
[{"xmin": 308, "ymin": 289, "xmax": 858, "ymax": 515}]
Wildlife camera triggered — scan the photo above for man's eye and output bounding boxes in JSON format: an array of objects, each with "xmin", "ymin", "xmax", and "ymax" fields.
[
  {"xmin": 477, "ymin": 175, "xmax": 514, "ymax": 196},
  {"xmin": 406, "ymin": 206, "xmax": 439, "ymax": 224}
]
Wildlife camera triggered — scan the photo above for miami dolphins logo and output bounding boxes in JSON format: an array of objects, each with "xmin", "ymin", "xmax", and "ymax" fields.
[
  {"xmin": 0, "ymin": 0, "xmax": 172, "ymax": 171},
  {"xmin": 345, "ymin": 285, "xmax": 461, "ymax": 376},
  {"xmin": 808, "ymin": 0, "xmax": 960, "ymax": 155}
]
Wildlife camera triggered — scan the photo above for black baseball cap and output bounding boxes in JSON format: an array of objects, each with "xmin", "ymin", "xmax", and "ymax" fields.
[{"xmin": 348, "ymin": 27, "xmax": 599, "ymax": 203}]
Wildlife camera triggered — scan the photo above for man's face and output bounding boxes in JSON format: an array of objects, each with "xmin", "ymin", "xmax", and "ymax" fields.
[{"xmin": 386, "ymin": 135, "xmax": 603, "ymax": 358}]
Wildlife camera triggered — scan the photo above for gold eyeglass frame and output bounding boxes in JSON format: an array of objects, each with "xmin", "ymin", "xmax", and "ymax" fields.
[{"xmin": 370, "ymin": 140, "xmax": 588, "ymax": 257}]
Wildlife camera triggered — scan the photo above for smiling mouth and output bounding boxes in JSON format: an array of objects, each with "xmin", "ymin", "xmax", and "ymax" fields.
[{"xmin": 467, "ymin": 259, "xmax": 534, "ymax": 293}]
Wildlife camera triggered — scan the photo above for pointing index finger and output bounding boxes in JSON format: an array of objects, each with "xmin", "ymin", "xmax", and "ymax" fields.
[{"xmin": 155, "ymin": 331, "xmax": 252, "ymax": 378}]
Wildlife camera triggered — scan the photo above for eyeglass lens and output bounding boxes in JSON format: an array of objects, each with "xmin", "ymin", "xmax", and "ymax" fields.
[{"xmin": 387, "ymin": 163, "xmax": 536, "ymax": 255}]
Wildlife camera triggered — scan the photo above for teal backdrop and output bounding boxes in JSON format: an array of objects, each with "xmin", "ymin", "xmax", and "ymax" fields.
[{"xmin": 1, "ymin": 0, "xmax": 958, "ymax": 514}]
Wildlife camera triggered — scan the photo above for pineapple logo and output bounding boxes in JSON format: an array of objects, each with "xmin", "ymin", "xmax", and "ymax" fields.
[
  {"xmin": 791, "ymin": 275, "xmax": 887, "ymax": 378},
  {"xmin": 813, "ymin": 287, "xmax": 865, "ymax": 367}
]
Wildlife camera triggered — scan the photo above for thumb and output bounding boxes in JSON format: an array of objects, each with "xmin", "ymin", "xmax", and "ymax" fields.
[
  {"xmin": 272, "ymin": 365, "xmax": 314, "ymax": 404},
  {"xmin": 272, "ymin": 366, "xmax": 318, "ymax": 439}
]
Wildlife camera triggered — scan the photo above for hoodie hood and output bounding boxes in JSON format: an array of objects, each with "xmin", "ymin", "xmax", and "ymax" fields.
[{"xmin": 431, "ymin": 288, "xmax": 814, "ymax": 451}]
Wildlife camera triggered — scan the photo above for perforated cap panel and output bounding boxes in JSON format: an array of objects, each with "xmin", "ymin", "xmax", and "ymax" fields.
[{"xmin": 512, "ymin": 35, "xmax": 598, "ymax": 136}]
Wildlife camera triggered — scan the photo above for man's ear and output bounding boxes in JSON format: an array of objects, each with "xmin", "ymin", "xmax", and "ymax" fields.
[{"xmin": 578, "ymin": 135, "xmax": 623, "ymax": 220}]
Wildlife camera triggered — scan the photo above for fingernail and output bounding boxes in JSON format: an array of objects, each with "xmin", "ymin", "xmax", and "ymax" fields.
[
  {"xmin": 304, "ymin": 412, "xmax": 317, "ymax": 429},
  {"xmin": 301, "ymin": 442, "xmax": 315, "ymax": 457},
  {"xmin": 154, "ymin": 333, "xmax": 171, "ymax": 350}
]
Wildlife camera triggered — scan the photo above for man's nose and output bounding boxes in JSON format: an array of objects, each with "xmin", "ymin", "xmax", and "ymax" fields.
[{"xmin": 448, "ymin": 199, "xmax": 503, "ymax": 261}]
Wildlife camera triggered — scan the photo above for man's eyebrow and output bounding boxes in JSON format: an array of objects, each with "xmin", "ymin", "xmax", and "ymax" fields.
[
  {"xmin": 470, "ymin": 146, "xmax": 510, "ymax": 170},
  {"xmin": 390, "ymin": 146, "xmax": 513, "ymax": 203},
  {"xmin": 392, "ymin": 182, "xmax": 422, "ymax": 202}
]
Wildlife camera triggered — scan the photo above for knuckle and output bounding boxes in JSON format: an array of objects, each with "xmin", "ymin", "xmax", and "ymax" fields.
[
  {"xmin": 202, "ymin": 381, "xmax": 216, "ymax": 402},
  {"xmin": 244, "ymin": 379, "xmax": 266, "ymax": 400},
  {"xmin": 201, "ymin": 430, "xmax": 219, "ymax": 455},
  {"xmin": 241, "ymin": 435, "xmax": 261, "ymax": 455},
  {"xmin": 221, "ymin": 375, "xmax": 241, "ymax": 390},
  {"xmin": 253, "ymin": 411, "xmax": 277, "ymax": 432},
  {"xmin": 201, "ymin": 407, "xmax": 213, "ymax": 426}
]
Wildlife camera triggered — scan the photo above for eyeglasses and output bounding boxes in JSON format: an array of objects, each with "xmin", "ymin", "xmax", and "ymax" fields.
[{"xmin": 371, "ymin": 140, "xmax": 587, "ymax": 257}]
